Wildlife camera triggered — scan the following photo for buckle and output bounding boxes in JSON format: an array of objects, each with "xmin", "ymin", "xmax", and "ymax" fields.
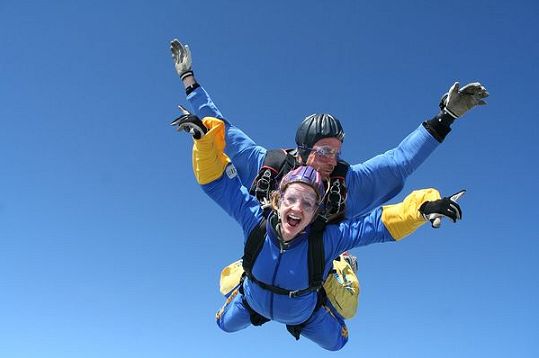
[{"xmin": 288, "ymin": 290, "xmax": 300, "ymax": 298}]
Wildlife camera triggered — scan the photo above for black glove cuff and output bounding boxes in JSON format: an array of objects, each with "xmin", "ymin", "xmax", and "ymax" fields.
[
  {"xmin": 185, "ymin": 82, "xmax": 200, "ymax": 96},
  {"xmin": 422, "ymin": 110, "xmax": 455, "ymax": 143}
]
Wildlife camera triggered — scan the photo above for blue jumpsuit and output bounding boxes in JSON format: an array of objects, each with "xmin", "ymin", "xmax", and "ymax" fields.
[
  {"xmin": 193, "ymin": 118, "xmax": 438, "ymax": 351},
  {"xmin": 187, "ymin": 85, "xmax": 441, "ymax": 219}
]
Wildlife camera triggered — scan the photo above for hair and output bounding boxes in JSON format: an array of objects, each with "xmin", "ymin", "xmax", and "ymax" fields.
[{"xmin": 269, "ymin": 190, "xmax": 281, "ymax": 211}]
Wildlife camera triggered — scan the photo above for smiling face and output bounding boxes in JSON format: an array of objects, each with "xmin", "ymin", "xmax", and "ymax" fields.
[
  {"xmin": 304, "ymin": 137, "xmax": 342, "ymax": 179},
  {"xmin": 278, "ymin": 183, "xmax": 319, "ymax": 241}
]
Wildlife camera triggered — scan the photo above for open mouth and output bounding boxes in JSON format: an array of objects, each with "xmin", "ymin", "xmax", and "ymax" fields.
[{"xmin": 286, "ymin": 213, "xmax": 302, "ymax": 228}]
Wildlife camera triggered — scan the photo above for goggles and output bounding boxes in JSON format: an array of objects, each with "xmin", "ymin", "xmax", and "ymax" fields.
[
  {"xmin": 302, "ymin": 145, "xmax": 341, "ymax": 159},
  {"xmin": 282, "ymin": 193, "xmax": 319, "ymax": 213}
]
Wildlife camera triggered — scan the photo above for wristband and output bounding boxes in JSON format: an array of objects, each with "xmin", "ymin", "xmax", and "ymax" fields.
[{"xmin": 180, "ymin": 70, "xmax": 194, "ymax": 81}]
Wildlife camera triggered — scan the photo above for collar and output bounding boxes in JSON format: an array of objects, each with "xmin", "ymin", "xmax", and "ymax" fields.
[{"xmin": 267, "ymin": 212, "xmax": 311, "ymax": 251}]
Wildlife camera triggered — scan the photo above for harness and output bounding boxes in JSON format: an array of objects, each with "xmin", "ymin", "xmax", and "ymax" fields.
[
  {"xmin": 249, "ymin": 149, "xmax": 297, "ymax": 203},
  {"xmin": 249, "ymin": 148, "xmax": 349, "ymax": 221},
  {"xmin": 242, "ymin": 149, "xmax": 350, "ymax": 339},
  {"xmin": 243, "ymin": 215, "xmax": 326, "ymax": 298},
  {"xmin": 241, "ymin": 214, "xmax": 327, "ymax": 339}
]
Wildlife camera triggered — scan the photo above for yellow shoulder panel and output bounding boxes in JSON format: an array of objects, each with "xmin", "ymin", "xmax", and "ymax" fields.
[
  {"xmin": 381, "ymin": 188, "xmax": 441, "ymax": 240},
  {"xmin": 192, "ymin": 117, "xmax": 230, "ymax": 185}
]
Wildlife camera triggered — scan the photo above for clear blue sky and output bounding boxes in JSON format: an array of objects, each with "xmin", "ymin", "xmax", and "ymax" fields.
[{"xmin": 1, "ymin": 0, "xmax": 538, "ymax": 357}]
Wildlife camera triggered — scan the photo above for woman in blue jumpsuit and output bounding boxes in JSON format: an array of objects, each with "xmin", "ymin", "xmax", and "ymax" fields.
[{"xmin": 190, "ymin": 117, "xmax": 463, "ymax": 351}]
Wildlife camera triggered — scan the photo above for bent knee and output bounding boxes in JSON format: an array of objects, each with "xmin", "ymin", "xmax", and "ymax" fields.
[
  {"xmin": 325, "ymin": 336, "xmax": 348, "ymax": 351},
  {"xmin": 320, "ymin": 325, "xmax": 349, "ymax": 351},
  {"xmin": 216, "ymin": 318, "xmax": 236, "ymax": 333}
]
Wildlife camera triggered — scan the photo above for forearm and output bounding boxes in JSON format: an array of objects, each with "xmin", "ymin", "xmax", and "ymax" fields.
[
  {"xmin": 187, "ymin": 85, "xmax": 225, "ymax": 120},
  {"xmin": 345, "ymin": 125, "xmax": 439, "ymax": 217}
]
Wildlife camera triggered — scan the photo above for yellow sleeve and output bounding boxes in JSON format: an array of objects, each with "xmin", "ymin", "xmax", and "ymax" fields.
[
  {"xmin": 381, "ymin": 188, "xmax": 441, "ymax": 241},
  {"xmin": 192, "ymin": 117, "xmax": 230, "ymax": 185}
]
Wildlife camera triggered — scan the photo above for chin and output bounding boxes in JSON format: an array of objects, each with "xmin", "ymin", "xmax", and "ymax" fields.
[{"xmin": 282, "ymin": 225, "xmax": 300, "ymax": 240}]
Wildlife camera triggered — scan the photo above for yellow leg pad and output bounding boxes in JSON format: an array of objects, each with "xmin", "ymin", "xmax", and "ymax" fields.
[
  {"xmin": 381, "ymin": 188, "xmax": 441, "ymax": 240},
  {"xmin": 192, "ymin": 117, "xmax": 231, "ymax": 185}
]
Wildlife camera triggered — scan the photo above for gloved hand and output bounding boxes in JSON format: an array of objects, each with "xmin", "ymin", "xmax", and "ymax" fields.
[
  {"xmin": 440, "ymin": 82, "xmax": 489, "ymax": 118},
  {"xmin": 170, "ymin": 39, "xmax": 193, "ymax": 80},
  {"xmin": 419, "ymin": 190, "xmax": 465, "ymax": 228},
  {"xmin": 170, "ymin": 105, "xmax": 207, "ymax": 139}
]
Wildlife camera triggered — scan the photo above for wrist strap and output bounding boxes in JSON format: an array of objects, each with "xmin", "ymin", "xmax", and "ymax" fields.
[{"xmin": 422, "ymin": 110, "xmax": 455, "ymax": 143}]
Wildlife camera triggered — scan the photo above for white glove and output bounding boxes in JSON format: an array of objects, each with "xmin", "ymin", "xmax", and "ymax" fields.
[
  {"xmin": 170, "ymin": 39, "xmax": 192, "ymax": 80},
  {"xmin": 441, "ymin": 82, "xmax": 489, "ymax": 118}
]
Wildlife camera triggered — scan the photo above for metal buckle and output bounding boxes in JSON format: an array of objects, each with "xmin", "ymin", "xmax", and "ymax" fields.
[{"xmin": 288, "ymin": 290, "xmax": 300, "ymax": 298}]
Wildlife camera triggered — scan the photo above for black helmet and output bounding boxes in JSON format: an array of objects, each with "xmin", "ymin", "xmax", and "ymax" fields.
[{"xmin": 295, "ymin": 114, "xmax": 345, "ymax": 162}]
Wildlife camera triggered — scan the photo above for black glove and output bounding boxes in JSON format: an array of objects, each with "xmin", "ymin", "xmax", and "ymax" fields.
[
  {"xmin": 419, "ymin": 190, "xmax": 464, "ymax": 228},
  {"xmin": 170, "ymin": 105, "xmax": 208, "ymax": 139}
]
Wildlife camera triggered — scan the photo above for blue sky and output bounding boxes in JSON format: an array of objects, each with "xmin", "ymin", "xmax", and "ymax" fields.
[{"xmin": 1, "ymin": 0, "xmax": 538, "ymax": 357}]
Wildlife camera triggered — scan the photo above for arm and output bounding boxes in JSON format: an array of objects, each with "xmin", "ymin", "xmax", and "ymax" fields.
[
  {"xmin": 345, "ymin": 125, "xmax": 439, "ymax": 217},
  {"xmin": 170, "ymin": 38, "xmax": 267, "ymax": 187},
  {"xmin": 326, "ymin": 188, "xmax": 461, "ymax": 256},
  {"xmin": 192, "ymin": 117, "xmax": 261, "ymax": 238},
  {"xmin": 188, "ymin": 87, "xmax": 267, "ymax": 186},
  {"xmin": 344, "ymin": 81, "xmax": 488, "ymax": 218}
]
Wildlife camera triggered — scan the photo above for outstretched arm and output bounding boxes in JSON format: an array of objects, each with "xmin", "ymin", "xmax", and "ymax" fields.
[
  {"xmin": 325, "ymin": 188, "xmax": 463, "ymax": 256},
  {"xmin": 170, "ymin": 38, "xmax": 223, "ymax": 119},
  {"xmin": 170, "ymin": 38, "xmax": 267, "ymax": 186},
  {"xmin": 190, "ymin": 117, "xmax": 262, "ymax": 238},
  {"xmin": 344, "ymin": 82, "xmax": 488, "ymax": 218}
]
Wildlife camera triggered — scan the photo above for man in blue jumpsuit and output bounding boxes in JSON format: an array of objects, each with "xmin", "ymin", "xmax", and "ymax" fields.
[{"xmin": 170, "ymin": 38, "xmax": 488, "ymax": 222}]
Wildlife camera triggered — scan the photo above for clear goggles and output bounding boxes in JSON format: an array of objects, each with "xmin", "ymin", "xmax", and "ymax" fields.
[
  {"xmin": 302, "ymin": 145, "xmax": 341, "ymax": 159},
  {"xmin": 282, "ymin": 192, "xmax": 319, "ymax": 212}
]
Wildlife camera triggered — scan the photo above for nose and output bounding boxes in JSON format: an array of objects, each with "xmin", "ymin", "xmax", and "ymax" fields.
[
  {"xmin": 319, "ymin": 155, "xmax": 337, "ymax": 169},
  {"xmin": 291, "ymin": 200, "xmax": 304, "ymax": 211}
]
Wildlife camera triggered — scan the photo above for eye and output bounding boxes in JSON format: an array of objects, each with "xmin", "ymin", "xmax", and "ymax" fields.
[
  {"xmin": 314, "ymin": 146, "xmax": 339, "ymax": 158},
  {"xmin": 284, "ymin": 195, "xmax": 297, "ymax": 205},
  {"xmin": 302, "ymin": 199, "xmax": 318, "ymax": 211}
]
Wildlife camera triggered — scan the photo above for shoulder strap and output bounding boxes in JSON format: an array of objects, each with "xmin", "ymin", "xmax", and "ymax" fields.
[
  {"xmin": 242, "ymin": 217, "xmax": 267, "ymax": 276},
  {"xmin": 307, "ymin": 217, "xmax": 326, "ymax": 290},
  {"xmin": 321, "ymin": 160, "xmax": 350, "ymax": 223},
  {"xmin": 249, "ymin": 149, "xmax": 297, "ymax": 202},
  {"xmin": 331, "ymin": 160, "xmax": 350, "ymax": 179}
]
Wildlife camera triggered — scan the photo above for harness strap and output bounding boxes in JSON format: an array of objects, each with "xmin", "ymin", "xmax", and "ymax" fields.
[
  {"xmin": 286, "ymin": 288, "xmax": 327, "ymax": 340},
  {"xmin": 321, "ymin": 160, "xmax": 349, "ymax": 223},
  {"xmin": 247, "ymin": 273, "xmax": 317, "ymax": 298},
  {"xmin": 239, "ymin": 279, "xmax": 270, "ymax": 326},
  {"xmin": 249, "ymin": 149, "xmax": 296, "ymax": 201},
  {"xmin": 242, "ymin": 218, "xmax": 267, "ymax": 277},
  {"xmin": 308, "ymin": 217, "xmax": 326, "ymax": 291}
]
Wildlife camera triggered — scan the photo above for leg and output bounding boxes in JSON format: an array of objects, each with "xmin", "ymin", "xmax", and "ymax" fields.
[
  {"xmin": 300, "ymin": 304, "xmax": 349, "ymax": 351},
  {"xmin": 215, "ymin": 288, "xmax": 252, "ymax": 332}
]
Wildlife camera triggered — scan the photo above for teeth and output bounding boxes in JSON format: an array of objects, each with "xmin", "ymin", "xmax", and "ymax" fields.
[{"xmin": 289, "ymin": 214, "xmax": 300, "ymax": 220}]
